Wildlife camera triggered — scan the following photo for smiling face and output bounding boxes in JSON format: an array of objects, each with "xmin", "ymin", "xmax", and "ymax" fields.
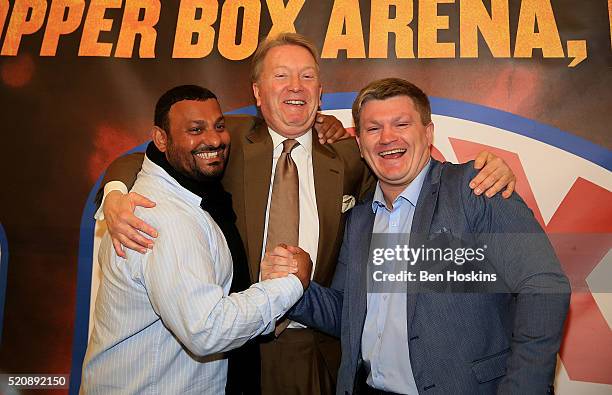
[
  {"xmin": 356, "ymin": 95, "xmax": 433, "ymax": 203},
  {"xmin": 155, "ymin": 99, "xmax": 230, "ymax": 181},
  {"xmin": 252, "ymin": 44, "xmax": 322, "ymax": 138}
]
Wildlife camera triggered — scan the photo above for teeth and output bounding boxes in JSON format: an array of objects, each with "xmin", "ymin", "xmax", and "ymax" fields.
[
  {"xmin": 379, "ymin": 148, "xmax": 406, "ymax": 157},
  {"xmin": 284, "ymin": 100, "xmax": 305, "ymax": 105},
  {"xmin": 196, "ymin": 151, "xmax": 219, "ymax": 159}
]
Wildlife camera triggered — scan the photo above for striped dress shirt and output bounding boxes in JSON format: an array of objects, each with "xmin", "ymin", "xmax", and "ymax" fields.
[{"xmin": 81, "ymin": 155, "xmax": 303, "ymax": 394}]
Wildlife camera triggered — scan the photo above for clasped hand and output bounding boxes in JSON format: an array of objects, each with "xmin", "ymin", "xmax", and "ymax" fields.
[{"xmin": 260, "ymin": 244, "xmax": 312, "ymax": 290}]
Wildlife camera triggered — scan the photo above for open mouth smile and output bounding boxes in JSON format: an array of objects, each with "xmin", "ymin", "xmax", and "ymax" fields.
[
  {"xmin": 195, "ymin": 151, "xmax": 220, "ymax": 159},
  {"xmin": 378, "ymin": 148, "xmax": 407, "ymax": 159},
  {"xmin": 283, "ymin": 100, "xmax": 306, "ymax": 106},
  {"xmin": 193, "ymin": 146, "xmax": 225, "ymax": 160}
]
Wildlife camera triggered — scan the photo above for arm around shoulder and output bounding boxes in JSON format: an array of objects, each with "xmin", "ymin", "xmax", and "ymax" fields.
[{"xmin": 95, "ymin": 152, "xmax": 146, "ymax": 207}]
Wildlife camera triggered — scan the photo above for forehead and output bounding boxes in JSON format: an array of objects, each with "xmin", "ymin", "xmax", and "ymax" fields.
[
  {"xmin": 168, "ymin": 99, "xmax": 222, "ymax": 122},
  {"xmin": 262, "ymin": 44, "xmax": 318, "ymax": 70},
  {"xmin": 360, "ymin": 95, "xmax": 420, "ymax": 122}
]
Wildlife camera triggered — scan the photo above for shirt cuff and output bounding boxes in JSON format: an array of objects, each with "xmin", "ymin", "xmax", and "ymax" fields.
[
  {"xmin": 94, "ymin": 181, "xmax": 129, "ymax": 220},
  {"xmin": 254, "ymin": 274, "xmax": 303, "ymax": 332}
]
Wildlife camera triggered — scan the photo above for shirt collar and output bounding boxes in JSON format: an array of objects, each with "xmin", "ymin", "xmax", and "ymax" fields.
[
  {"xmin": 141, "ymin": 154, "xmax": 203, "ymax": 208},
  {"xmin": 268, "ymin": 127, "xmax": 313, "ymax": 155},
  {"xmin": 372, "ymin": 159, "xmax": 431, "ymax": 213}
]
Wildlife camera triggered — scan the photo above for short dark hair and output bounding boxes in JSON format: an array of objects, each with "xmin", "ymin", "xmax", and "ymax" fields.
[
  {"xmin": 154, "ymin": 85, "xmax": 218, "ymax": 131},
  {"xmin": 352, "ymin": 78, "xmax": 431, "ymax": 133}
]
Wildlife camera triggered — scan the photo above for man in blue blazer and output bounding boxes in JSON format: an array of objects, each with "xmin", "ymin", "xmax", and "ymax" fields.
[{"xmin": 289, "ymin": 78, "xmax": 570, "ymax": 395}]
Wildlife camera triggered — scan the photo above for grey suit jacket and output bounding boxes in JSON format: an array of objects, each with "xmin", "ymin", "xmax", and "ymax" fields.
[{"xmin": 290, "ymin": 159, "xmax": 570, "ymax": 395}]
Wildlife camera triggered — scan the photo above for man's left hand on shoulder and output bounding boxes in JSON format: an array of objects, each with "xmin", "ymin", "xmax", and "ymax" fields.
[
  {"xmin": 314, "ymin": 113, "xmax": 352, "ymax": 144},
  {"xmin": 469, "ymin": 151, "xmax": 516, "ymax": 199}
]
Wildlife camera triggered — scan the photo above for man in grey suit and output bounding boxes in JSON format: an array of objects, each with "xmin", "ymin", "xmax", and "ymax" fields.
[{"xmin": 288, "ymin": 78, "xmax": 570, "ymax": 395}]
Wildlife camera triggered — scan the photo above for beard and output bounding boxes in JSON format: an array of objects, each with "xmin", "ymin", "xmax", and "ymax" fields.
[{"xmin": 166, "ymin": 142, "xmax": 226, "ymax": 182}]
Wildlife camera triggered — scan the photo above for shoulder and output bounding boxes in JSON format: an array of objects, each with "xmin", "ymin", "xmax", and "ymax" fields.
[
  {"xmin": 325, "ymin": 137, "xmax": 361, "ymax": 159},
  {"xmin": 437, "ymin": 160, "xmax": 477, "ymax": 186},
  {"xmin": 132, "ymin": 177, "xmax": 209, "ymax": 236},
  {"xmin": 318, "ymin": 137, "xmax": 365, "ymax": 172},
  {"xmin": 430, "ymin": 160, "xmax": 478, "ymax": 202},
  {"xmin": 435, "ymin": 160, "xmax": 537, "ymax": 231}
]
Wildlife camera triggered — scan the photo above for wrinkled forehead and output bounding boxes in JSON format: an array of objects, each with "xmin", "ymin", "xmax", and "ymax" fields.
[
  {"xmin": 262, "ymin": 44, "xmax": 320, "ymax": 73},
  {"xmin": 360, "ymin": 95, "xmax": 421, "ymax": 120}
]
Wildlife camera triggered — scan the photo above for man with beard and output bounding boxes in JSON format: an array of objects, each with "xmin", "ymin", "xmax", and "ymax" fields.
[
  {"xmin": 95, "ymin": 34, "xmax": 516, "ymax": 394},
  {"xmin": 80, "ymin": 85, "xmax": 312, "ymax": 394}
]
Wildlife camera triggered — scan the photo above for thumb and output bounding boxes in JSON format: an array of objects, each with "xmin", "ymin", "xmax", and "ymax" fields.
[{"xmin": 286, "ymin": 245, "xmax": 303, "ymax": 254}]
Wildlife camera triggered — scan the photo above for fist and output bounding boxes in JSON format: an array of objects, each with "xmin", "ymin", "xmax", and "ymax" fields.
[{"xmin": 286, "ymin": 245, "xmax": 312, "ymax": 290}]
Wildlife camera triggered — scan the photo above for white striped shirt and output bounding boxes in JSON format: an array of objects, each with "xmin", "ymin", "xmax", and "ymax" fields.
[{"xmin": 81, "ymin": 155, "xmax": 303, "ymax": 394}]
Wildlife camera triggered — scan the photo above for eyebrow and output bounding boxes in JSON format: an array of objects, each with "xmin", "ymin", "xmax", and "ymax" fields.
[
  {"xmin": 363, "ymin": 114, "xmax": 414, "ymax": 125},
  {"xmin": 271, "ymin": 65, "xmax": 317, "ymax": 72},
  {"xmin": 189, "ymin": 116, "xmax": 224, "ymax": 126}
]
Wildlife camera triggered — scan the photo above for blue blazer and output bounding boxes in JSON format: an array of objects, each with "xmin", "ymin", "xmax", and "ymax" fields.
[{"xmin": 290, "ymin": 159, "xmax": 570, "ymax": 395}]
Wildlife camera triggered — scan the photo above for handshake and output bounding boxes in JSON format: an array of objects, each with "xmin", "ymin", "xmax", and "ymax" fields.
[{"xmin": 260, "ymin": 245, "xmax": 313, "ymax": 290}]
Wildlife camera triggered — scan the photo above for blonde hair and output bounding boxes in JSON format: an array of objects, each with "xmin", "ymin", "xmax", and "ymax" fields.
[{"xmin": 251, "ymin": 32, "xmax": 320, "ymax": 82}]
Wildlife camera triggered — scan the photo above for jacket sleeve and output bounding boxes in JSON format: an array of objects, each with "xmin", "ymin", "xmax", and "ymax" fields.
[
  {"xmin": 458, "ymin": 163, "xmax": 570, "ymax": 394},
  {"xmin": 94, "ymin": 152, "xmax": 145, "ymax": 208}
]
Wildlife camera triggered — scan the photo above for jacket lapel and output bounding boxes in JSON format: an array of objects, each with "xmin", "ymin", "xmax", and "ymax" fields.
[
  {"xmin": 312, "ymin": 136, "xmax": 343, "ymax": 284},
  {"xmin": 243, "ymin": 122, "xmax": 273, "ymax": 281},
  {"xmin": 406, "ymin": 159, "xmax": 443, "ymax": 326},
  {"xmin": 348, "ymin": 204, "xmax": 376, "ymax": 364}
]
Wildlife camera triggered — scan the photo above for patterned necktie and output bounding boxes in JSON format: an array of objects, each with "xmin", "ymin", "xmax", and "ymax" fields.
[
  {"xmin": 265, "ymin": 139, "xmax": 300, "ymax": 337},
  {"xmin": 265, "ymin": 139, "xmax": 300, "ymax": 251}
]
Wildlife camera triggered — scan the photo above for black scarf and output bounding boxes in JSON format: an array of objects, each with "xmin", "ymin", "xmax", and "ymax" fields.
[
  {"xmin": 146, "ymin": 142, "xmax": 251, "ymax": 291},
  {"xmin": 146, "ymin": 143, "xmax": 259, "ymax": 394}
]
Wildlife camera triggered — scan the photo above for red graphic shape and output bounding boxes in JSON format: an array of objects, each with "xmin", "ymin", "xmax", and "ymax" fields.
[
  {"xmin": 546, "ymin": 179, "xmax": 612, "ymax": 385},
  {"xmin": 431, "ymin": 146, "xmax": 446, "ymax": 162},
  {"xmin": 450, "ymin": 138, "xmax": 612, "ymax": 384},
  {"xmin": 449, "ymin": 138, "xmax": 545, "ymax": 227}
]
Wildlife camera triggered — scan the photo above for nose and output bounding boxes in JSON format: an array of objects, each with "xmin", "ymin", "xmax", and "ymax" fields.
[
  {"xmin": 288, "ymin": 74, "xmax": 303, "ymax": 92},
  {"xmin": 201, "ymin": 129, "xmax": 222, "ymax": 148},
  {"xmin": 379, "ymin": 125, "xmax": 397, "ymax": 145}
]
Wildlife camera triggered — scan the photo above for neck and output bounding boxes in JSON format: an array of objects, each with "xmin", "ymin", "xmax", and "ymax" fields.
[
  {"xmin": 268, "ymin": 125, "xmax": 311, "ymax": 140},
  {"xmin": 381, "ymin": 187, "xmax": 403, "ymax": 209},
  {"xmin": 380, "ymin": 155, "xmax": 431, "ymax": 208},
  {"xmin": 146, "ymin": 142, "xmax": 222, "ymax": 198}
]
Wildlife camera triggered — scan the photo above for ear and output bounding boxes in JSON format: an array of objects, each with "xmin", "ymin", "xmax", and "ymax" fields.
[
  {"xmin": 252, "ymin": 82, "xmax": 262, "ymax": 107},
  {"xmin": 318, "ymin": 84, "xmax": 323, "ymax": 108},
  {"xmin": 355, "ymin": 133, "xmax": 364, "ymax": 158},
  {"xmin": 425, "ymin": 122, "xmax": 434, "ymax": 146},
  {"xmin": 152, "ymin": 126, "xmax": 168, "ymax": 152}
]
